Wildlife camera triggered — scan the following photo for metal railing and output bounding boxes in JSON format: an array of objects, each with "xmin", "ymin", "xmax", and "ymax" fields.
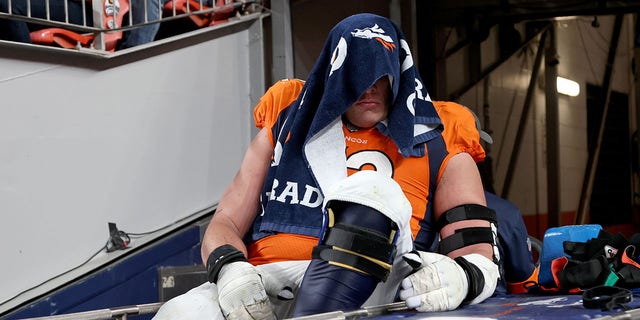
[
  {"xmin": 0, "ymin": 0, "xmax": 261, "ymax": 51},
  {"xmin": 18, "ymin": 302, "xmax": 164, "ymax": 320}
]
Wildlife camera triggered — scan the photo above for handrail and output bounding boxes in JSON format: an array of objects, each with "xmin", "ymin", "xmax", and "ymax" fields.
[
  {"xmin": 0, "ymin": 0, "xmax": 263, "ymax": 52},
  {"xmin": 0, "ymin": 9, "xmax": 266, "ymax": 61},
  {"xmin": 18, "ymin": 302, "xmax": 164, "ymax": 320},
  {"xmin": 0, "ymin": 0, "xmax": 260, "ymax": 32}
]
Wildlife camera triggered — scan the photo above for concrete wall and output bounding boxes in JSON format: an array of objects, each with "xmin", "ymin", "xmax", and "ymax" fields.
[{"xmin": 0, "ymin": 16, "xmax": 265, "ymax": 311}]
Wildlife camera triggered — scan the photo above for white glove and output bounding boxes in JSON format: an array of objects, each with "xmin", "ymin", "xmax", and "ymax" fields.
[
  {"xmin": 399, "ymin": 251, "xmax": 468, "ymax": 312},
  {"xmin": 398, "ymin": 252, "xmax": 498, "ymax": 312},
  {"xmin": 217, "ymin": 261, "xmax": 292, "ymax": 320}
]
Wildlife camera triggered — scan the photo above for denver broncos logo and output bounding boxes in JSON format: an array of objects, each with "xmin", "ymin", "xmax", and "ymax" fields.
[{"xmin": 351, "ymin": 24, "xmax": 395, "ymax": 51}]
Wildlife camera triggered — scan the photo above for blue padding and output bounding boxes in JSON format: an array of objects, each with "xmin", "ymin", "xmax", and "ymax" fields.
[
  {"xmin": 538, "ymin": 224, "xmax": 602, "ymax": 287},
  {"xmin": 3, "ymin": 225, "xmax": 204, "ymax": 320}
]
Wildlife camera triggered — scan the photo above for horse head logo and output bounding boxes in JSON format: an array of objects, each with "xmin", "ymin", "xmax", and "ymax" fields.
[{"xmin": 351, "ymin": 24, "xmax": 395, "ymax": 51}]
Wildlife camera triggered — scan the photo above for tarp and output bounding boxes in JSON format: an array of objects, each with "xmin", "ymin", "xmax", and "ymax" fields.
[{"xmin": 371, "ymin": 293, "xmax": 640, "ymax": 319}]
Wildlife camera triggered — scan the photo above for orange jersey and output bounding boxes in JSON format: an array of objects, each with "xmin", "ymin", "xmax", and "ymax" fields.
[
  {"xmin": 253, "ymin": 78, "xmax": 305, "ymax": 145},
  {"xmin": 432, "ymin": 100, "xmax": 486, "ymax": 164},
  {"xmin": 248, "ymin": 79, "xmax": 485, "ymax": 265},
  {"xmin": 342, "ymin": 125, "xmax": 431, "ymax": 239}
]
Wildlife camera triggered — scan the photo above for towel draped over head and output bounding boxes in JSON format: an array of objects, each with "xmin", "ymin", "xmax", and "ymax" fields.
[{"xmin": 254, "ymin": 13, "xmax": 443, "ymax": 239}]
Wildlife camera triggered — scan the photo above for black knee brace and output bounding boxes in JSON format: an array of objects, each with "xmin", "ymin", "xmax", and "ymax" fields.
[{"xmin": 292, "ymin": 201, "xmax": 398, "ymax": 316}]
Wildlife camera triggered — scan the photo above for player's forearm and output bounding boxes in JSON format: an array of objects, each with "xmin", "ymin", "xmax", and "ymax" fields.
[
  {"xmin": 201, "ymin": 129, "xmax": 273, "ymax": 264},
  {"xmin": 200, "ymin": 213, "xmax": 250, "ymax": 265}
]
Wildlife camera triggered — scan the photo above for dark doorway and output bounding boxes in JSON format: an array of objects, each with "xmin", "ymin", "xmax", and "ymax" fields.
[{"xmin": 586, "ymin": 83, "xmax": 631, "ymax": 226}]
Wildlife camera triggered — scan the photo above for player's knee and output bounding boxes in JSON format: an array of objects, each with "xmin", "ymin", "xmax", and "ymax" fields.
[
  {"xmin": 313, "ymin": 200, "xmax": 398, "ymax": 281},
  {"xmin": 153, "ymin": 283, "xmax": 223, "ymax": 320},
  {"xmin": 313, "ymin": 170, "xmax": 413, "ymax": 282}
]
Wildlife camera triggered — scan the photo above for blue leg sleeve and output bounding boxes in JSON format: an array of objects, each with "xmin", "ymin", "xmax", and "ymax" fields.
[{"xmin": 291, "ymin": 202, "xmax": 394, "ymax": 316}]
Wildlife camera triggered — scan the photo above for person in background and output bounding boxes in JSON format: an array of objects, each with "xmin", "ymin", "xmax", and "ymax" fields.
[
  {"xmin": 117, "ymin": 0, "xmax": 162, "ymax": 49},
  {"xmin": 0, "ymin": 0, "xmax": 161, "ymax": 49},
  {"xmin": 154, "ymin": 13, "xmax": 500, "ymax": 320}
]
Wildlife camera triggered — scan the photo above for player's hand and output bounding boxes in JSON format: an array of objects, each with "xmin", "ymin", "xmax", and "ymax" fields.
[
  {"xmin": 399, "ymin": 251, "xmax": 468, "ymax": 312},
  {"xmin": 217, "ymin": 261, "xmax": 291, "ymax": 320},
  {"xmin": 399, "ymin": 251, "xmax": 499, "ymax": 312}
]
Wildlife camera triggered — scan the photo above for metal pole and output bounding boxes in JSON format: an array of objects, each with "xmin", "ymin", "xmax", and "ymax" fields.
[
  {"xmin": 269, "ymin": 0, "xmax": 294, "ymax": 83},
  {"xmin": 92, "ymin": 0, "xmax": 105, "ymax": 50},
  {"xmin": 481, "ymin": 77, "xmax": 496, "ymax": 193},
  {"xmin": 545, "ymin": 25, "xmax": 560, "ymax": 228},
  {"xmin": 501, "ymin": 28, "xmax": 548, "ymax": 199},
  {"xmin": 634, "ymin": 14, "xmax": 640, "ymax": 225},
  {"xmin": 285, "ymin": 302, "xmax": 408, "ymax": 320},
  {"xmin": 575, "ymin": 14, "xmax": 624, "ymax": 225},
  {"xmin": 18, "ymin": 302, "xmax": 163, "ymax": 320}
]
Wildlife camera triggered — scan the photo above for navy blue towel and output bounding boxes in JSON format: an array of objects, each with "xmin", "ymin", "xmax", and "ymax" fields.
[{"xmin": 258, "ymin": 13, "xmax": 443, "ymax": 238}]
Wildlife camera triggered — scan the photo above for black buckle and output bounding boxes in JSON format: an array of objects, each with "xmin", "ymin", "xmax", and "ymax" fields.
[{"xmin": 583, "ymin": 286, "xmax": 632, "ymax": 311}]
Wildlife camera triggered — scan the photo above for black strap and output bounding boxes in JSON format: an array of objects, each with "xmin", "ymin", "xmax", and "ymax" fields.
[
  {"xmin": 436, "ymin": 204, "xmax": 497, "ymax": 231},
  {"xmin": 583, "ymin": 286, "xmax": 632, "ymax": 311},
  {"xmin": 206, "ymin": 244, "xmax": 247, "ymax": 284},
  {"xmin": 324, "ymin": 224, "xmax": 395, "ymax": 263},
  {"xmin": 438, "ymin": 227, "xmax": 495, "ymax": 255},
  {"xmin": 312, "ymin": 245, "xmax": 390, "ymax": 281},
  {"xmin": 414, "ymin": 135, "xmax": 447, "ymax": 251}
]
